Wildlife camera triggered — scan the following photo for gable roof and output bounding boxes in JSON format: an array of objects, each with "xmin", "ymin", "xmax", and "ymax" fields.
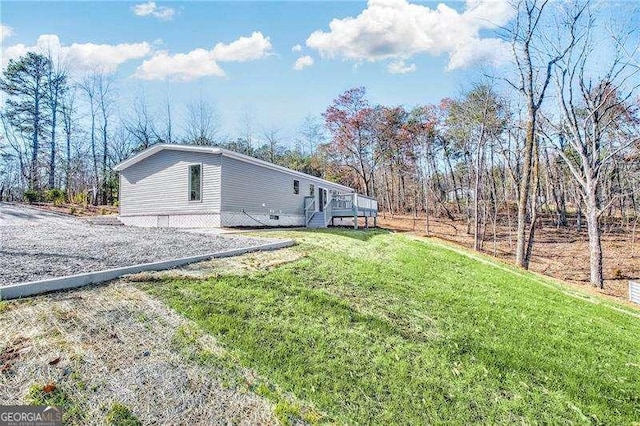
[{"xmin": 112, "ymin": 144, "xmax": 354, "ymax": 193}]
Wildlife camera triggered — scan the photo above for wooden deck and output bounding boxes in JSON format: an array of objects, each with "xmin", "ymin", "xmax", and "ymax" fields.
[
  {"xmin": 331, "ymin": 193, "xmax": 377, "ymax": 215},
  {"xmin": 306, "ymin": 193, "xmax": 378, "ymax": 229}
]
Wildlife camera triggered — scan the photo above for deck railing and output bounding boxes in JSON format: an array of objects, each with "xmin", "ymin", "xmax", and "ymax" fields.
[
  {"xmin": 332, "ymin": 193, "xmax": 354, "ymax": 210},
  {"xmin": 354, "ymin": 194, "xmax": 378, "ymax": 212},
  {"xmin": 305, "ymin": 192, "xmax": 377, "ymax": 228},
  {"xmin": 323, "ymin": 195, "xmax": 333, "ymax": 226},
  {"xmin": 304, "ymin": 196, "xmax": 316, "ymax": 225},
  {"xmin": 331, "ymin": 193, "xmax": 378, "ymax": 213}
]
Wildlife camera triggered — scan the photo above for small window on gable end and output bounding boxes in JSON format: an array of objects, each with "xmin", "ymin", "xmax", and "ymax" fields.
[
  {"xmin": 293, "ymin": 179, "xmax": 300, "ymax": 195},
  {"xmin": 189, "ymin": 164, "xmax": 202, "ymax": 201},
  {"xmin": 309, "ymin": 184, "xmax": 315, "ymax": 196}
]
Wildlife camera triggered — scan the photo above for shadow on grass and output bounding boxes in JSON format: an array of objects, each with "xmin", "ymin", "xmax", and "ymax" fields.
[{"xmin": 308, "ymin": 227, "xmax": 390, "ymax": 241}]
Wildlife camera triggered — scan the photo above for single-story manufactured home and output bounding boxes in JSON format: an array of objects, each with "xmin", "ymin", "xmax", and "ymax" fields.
[{"xmin": 113, "ymin": 144, "xmax": 378, "ymax": 228}]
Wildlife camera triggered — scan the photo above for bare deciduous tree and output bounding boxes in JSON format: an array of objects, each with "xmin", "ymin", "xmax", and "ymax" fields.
[
  {"xmin": 60, "ymin": 86, "xmax": 76, "ymax": 196},
  {"xmin": 125, "ymin": 91, "xmax": 158, "ymax": 151},
  {"xmin": 546, "ymin": 6, "xmax": 640, "ymax": 287},
  {"xmin": 78, "ymin": 73, "xmax": 99, "ymax": 202},
  {"xmin": 504, "ymin": 0, "xmax": 584, "ymax": 268},
  {"xmin": 45, "ymin": 50, "xmax": 68, "ymax": 189},
  {"xmin": 97, "ymin": 73, "xmax": 114, "ymax": 204},
  {"xmin": 185, "ymin": 97, "xmax": 220, "ymax": 146},
  {"xmin": 263, "ymin": 127, "xmax": 281, "ymax": 163}
]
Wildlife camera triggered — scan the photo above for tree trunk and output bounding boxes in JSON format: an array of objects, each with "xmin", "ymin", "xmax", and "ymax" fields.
[
  {"xmin": 585, "ymin": 182, "xmax": 604, "ymax": 288},
  {"xmin": 66, "ymin": 129, "xmax": 71, "ymax": 197},
  {"xmin": 516, "ymin": 117, "xmax": 536, "ymax": 268},
  {"xmin": 473, "ymin": 149, "xmax": 482, "ymax": 251},
  {"xmin": 102, "ymin": 117, "xmax": 108, "ymax": 204},
  {"xmin": 524, "ymin": 136, "xmax": 540, "ymax": 267},
  {"xmin": 443, "ymin": 146, "xmax": 462, "ymax": 213},
  {"xmin": 31, "ymin": 79, "xmax": 41, "ymax": 190},
  {"xmin": 576, "ymin": 196, "xmax": 582, "ymax": 232},
  {"xmin": 91, "ymin": 110, "xmax": 98, "ymax": 205},
  {"xmin": 49, "ymin": 98, "xmax": 57, "ymax": 189}
]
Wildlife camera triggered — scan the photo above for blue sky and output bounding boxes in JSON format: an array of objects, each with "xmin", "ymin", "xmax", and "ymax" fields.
[{"xmin": 0, "ymin": 1, "xmax": 511, "ymax": 143}]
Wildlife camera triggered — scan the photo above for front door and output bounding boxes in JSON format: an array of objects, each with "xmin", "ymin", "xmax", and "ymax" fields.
[{"xmin": 319, "ymin": 188, "xmax": 326, "ymax": 212}]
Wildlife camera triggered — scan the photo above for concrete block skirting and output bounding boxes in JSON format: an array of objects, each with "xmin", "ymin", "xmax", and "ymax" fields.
[
  {"xmin": 0, "ymin": 239, "xmax": 295, "ymax": 300},
  {"xmin": 119, "ymin": 213, "xmax": 222, "ymax": 228},
  {"xmin": 221, "ymin": 212, "xmax": 304, "ymax": 227}
]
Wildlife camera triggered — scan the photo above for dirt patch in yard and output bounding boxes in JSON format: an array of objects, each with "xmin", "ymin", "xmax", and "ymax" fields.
[{"xmin": 0, "ymin": 282, "xmax": 277, "ymax": 425}]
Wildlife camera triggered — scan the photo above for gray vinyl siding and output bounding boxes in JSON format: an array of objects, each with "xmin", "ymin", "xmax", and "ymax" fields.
[
  {"xmin": 220, "ymin": 155, "xmax": 347, "ymax": 215},
  {"xmin": 120, "ymin": 150, "xmax": 221, "ymax": 216}
]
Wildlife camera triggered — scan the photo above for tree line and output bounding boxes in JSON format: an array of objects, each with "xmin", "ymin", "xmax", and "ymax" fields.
[
  {"xmin": 318, "ymin": 1, "xmax": 640, "ymax": 288},
  {"xmin": 0, "ymin": 50, "xmax": 328, "ymax": 205},
  {"xmin": 1, "ymin": 0, "xmax": 638, "ymax": 288}
]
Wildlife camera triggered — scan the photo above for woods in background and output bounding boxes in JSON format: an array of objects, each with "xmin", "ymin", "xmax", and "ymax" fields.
[{"xmin": 1, "ymin": 0, "xmax": 639, "ymax": 288}]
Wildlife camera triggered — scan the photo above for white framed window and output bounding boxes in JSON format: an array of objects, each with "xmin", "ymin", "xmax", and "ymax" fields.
[
  {"xmin": 309, "ymin": 184, "xmax": 315, "ymax": 196},
  {"xmin": 189, "ymin": 164, "xmax": 202, "ymax": 201},
  {"xmin": 293, "ymin": 179, "xmax": 300, "ymax": 195}
]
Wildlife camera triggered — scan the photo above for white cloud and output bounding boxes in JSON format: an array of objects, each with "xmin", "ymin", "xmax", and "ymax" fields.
[
  {"xmin": 291, "ymin": 44, "xmax": 302, "ymax": 52},
  {"xmin": 134, "ymin": 49, "xmax": 225, "ymax": 81},
  {"xmin": 305, "ymin": 0, "xmax": 514, "ymax": 70},
  {"xmin": 0, "ymin": 24, "xmax": 14, "ymax": 43},
  {"xmin": 134, "ymin": 32, "xmax": 272, "ymax": 81},
  {"xmin": 211, "ymin": 32, "xmax": 272, "ymax": 62},
  {"xmin": 447, "ymin": 37, "xmax": 508, "ymax": 70},
  {"xmin": 293, "ymin": 55, "xmax": 314, "ymax": 71},
  {"xmin": 132, "ymin": 1, "xmax": 176, "ymax": 21},
  {"xmin": 387, "ymin": 59, "xmax": 416, "ymax": 74},
  {"xmin": 2, "ymin": 34, "xmax": 151, "ymax": 73}
]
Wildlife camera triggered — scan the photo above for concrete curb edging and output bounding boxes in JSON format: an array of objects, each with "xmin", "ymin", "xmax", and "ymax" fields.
[{"xmin": 0, "ymin": 239, "xmax": 296, "ymax": 300}]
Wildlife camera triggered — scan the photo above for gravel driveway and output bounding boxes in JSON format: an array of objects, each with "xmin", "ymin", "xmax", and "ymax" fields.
[{"xmin": 0, "ymin": 203, "xmax": 279, "ymax": 286}]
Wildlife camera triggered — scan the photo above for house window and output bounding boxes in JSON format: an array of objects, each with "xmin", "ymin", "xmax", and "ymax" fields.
[
  {"xmin": 309, "ymin": 184, "xmax": 315, "ymax": 196},
  {"xmin": 293, "ymin": 179, "xmax": 300, "ymax": 195},
  {"xmin": 189, "ymin": 164, "xmax": 202, "ymax": 201}
]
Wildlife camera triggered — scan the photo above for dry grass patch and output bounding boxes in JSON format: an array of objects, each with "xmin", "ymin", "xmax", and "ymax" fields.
[
  {"xmin": 126, "ymin": 247, "xmax": 305, "ymax": 282},
  {"xmin": 0, "ymin": 282, "xmax": 276, "ymax": 425}
]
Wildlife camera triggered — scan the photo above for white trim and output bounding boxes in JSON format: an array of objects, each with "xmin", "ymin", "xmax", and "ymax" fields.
[
  {"xmin": 119, "ymin": 210, "xmax": 220, "ymax": 217},
  {"xmin": 113, "ymin": 144, "xmax": 354, "ymax": 193}
]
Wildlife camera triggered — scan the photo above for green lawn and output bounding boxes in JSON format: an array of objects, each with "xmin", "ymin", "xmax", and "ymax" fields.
[{"xmin": 141, "ymin": 229, "xmax": 640, "ymax": 424}]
